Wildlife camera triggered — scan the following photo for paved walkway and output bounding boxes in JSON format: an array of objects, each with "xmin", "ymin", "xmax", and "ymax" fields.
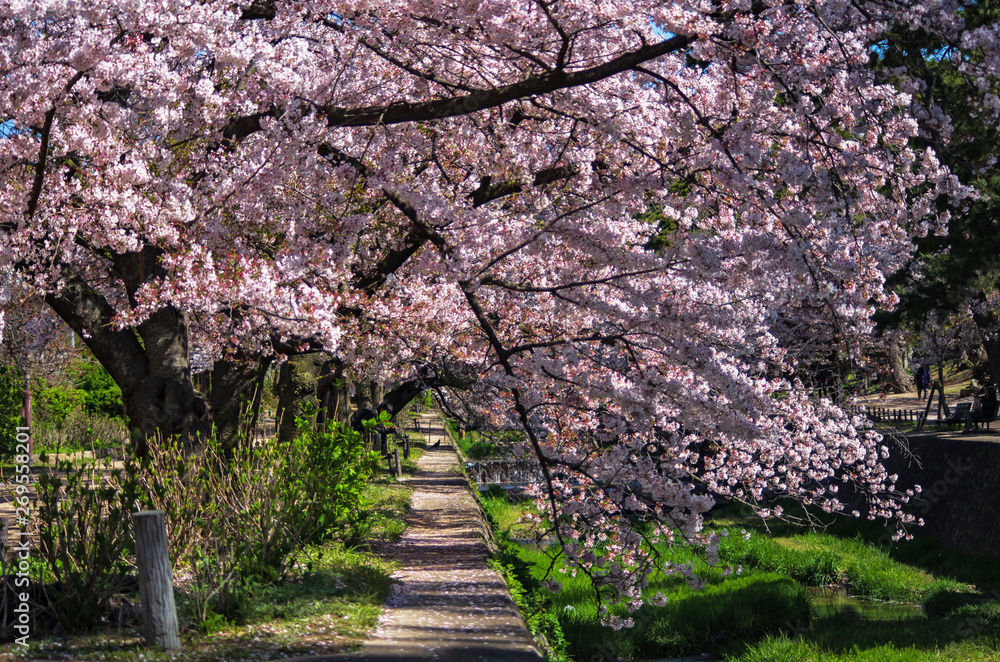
[{"xmin": 332, "ymin": 414, "xmax": 542, "ymax": 662}]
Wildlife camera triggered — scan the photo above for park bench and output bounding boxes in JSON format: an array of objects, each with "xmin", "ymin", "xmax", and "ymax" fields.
[{"xmin": 943, "ymin": 402, "xmax": 972, "ymax": 430}]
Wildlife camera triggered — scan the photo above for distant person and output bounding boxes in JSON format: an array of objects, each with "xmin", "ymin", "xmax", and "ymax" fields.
[
  {"xmin": 964, "ymin": 386, "xmax": 998, "ymax": 432},
  {"xmin": 915, "ymin": 365, "xmax": 932, "ymax": 400},
  {"xmin": 985, "ymin": 386, "xmax": 999, "ymax": 412},
  {"xmin": 350, "ymin": 406, "xmax": 378, "ymax": 432}
]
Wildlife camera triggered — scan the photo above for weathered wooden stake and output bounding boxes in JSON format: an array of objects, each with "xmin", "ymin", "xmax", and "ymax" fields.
[
  {"xmin": 133, "ymin": 511, "xmax": 180, "ymax": 650},
  {"xmin": 394, "ymin": 447, "xmax": 402, "ymax": 477},
  {"xmin": 403, "ymin": 435, "xmax": 410, "ymax": 459}
]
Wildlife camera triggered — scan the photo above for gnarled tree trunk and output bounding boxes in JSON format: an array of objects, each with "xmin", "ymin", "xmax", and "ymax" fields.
[
  {"xmin": 885, "ymin": 339, "xmax": 912, "ymax": 394},
  {"xmin": 275, "ymin": 353, "xmax": 325, "ymax": 442},
  {"xmin": 44, "ymin": 252, "xmax": 212, "ymax": 455},
  {"xmin": 210, "ymin": 351, "xmax": 272, "ymax": 452}
]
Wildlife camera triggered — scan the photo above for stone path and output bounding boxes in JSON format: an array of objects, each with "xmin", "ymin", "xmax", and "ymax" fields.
[{"xmin": 322, "ymin": 413, "xmax": 542, "ymax": 662}]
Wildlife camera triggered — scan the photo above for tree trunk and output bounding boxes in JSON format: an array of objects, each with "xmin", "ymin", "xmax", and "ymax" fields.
[
  {"xmin": 45, "ymin": 262, "xmax": 210, "ymax": 455},
  {"xmin": 355, "ymin": 380, "xmax": 383, "ymax": 411},
  {"xmin": 275, "ymin": 353, "xmax": 325, "ymax": 442},
  {"xmin": 973, "ymin": 307, "xmax": 1000, "ymax": 388},
  {"xmin": 210, "ymin": 351, "xmax": 271, "ymax": 452},
  {"xmin": 885, "ymin": 339, "xmax": 912, "ymax": 394},
  {"xmin": 317, "ymin": 359, "xmax": 352, "ymax": 427},
  {"xmin": 124, "ymin": 307, "xmax": 210, "ymax": 454}
]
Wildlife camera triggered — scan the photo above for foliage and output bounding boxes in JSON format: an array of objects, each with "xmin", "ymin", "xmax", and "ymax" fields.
[
  {"xmin": 484, "ymin": 492, "xmax": 572, "ymax": 662},
  {"xmin": 447, "ymin": 420, "xmax": 501, "ymax": 460},
  {"xmin": 346, "ymin": 480, "xmax": 412, "ymax": 548},
  {"xmin": 483, "ymin": 494, "xmax": 1000, "ymax": 662},
  {"xmin": 33, "ymin": 359, "xmax": 124, "ymax": 428},
  {"xmin": 489, "ymin": 555, "xmax": 572, "ymax": 662},
  {"xmin": 0, "ymin": 365, "xmax": 23, "ymax": 457},
  {"xmin": 34, "ymin": 381, "xmax": 83, "ymax": 427},
  {"xmin": 34, "ymin": 451, "xmax": 149, "ymax": 631},
  {"xmin": 5, "ymin": 541, "xmax": 396, "ymax": 661},
  {"xmin": 71, "ymin": 358, "xmax": 125, "ymax": 420},
  {"xmin": 484, "ymin": 491, "xmax": 811, "ymax": 659},
  {"xmin": 137, "ymin": 416, "xmax": 380, "ymax": 623},
  {"xmin": 32, "ymin": 409, "xmax": 128, "ymax": 451}
]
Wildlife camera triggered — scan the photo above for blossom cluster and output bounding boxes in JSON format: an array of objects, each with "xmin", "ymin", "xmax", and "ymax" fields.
[{"xmin": 0, "ymin": 0, "xmax": 988, "ymax": 621}]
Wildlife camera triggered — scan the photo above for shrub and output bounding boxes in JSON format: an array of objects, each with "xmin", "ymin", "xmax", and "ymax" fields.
[
  {"xmin": 35, "ymin": 451, "xmax": 148, "ymax": 631},
  {"xmin": 71, "ymin": 358, "xmax": 124, "ymax": 420},
  {"xmin": 34, "ymin": 382, "xmax": 84, "ymax": 428},
  {"xmin": 0, "ymin": 366, "xmax": 23, "ymax": 457},
  {"xmin": 139, "ymin": 416, "xmax": 380, "ymax": 623},
  {"xmin": 33, "ymin": 409, "xmax": 127, "ymax": 452}
]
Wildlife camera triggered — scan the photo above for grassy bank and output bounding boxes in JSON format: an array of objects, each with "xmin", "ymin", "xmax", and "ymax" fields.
[{"xmin": 481, "ymin": 493, "xmax": 1000, "ymax": 661}]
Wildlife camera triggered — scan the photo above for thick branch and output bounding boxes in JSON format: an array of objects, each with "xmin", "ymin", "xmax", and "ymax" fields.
[
  {"xmin": 26, "ymin": 70, "xmax": 86, "ymax": 219},
  {"xmin": 470, "ymin": 164, "xmax": 579, "ymax": 207},
  {"xmin": 43, "ymin": 266, "xmax": 148, "ymax": 394},
  {"xmin": 224, "ymin": 35, "xmax": 695, "ymax": 140}
]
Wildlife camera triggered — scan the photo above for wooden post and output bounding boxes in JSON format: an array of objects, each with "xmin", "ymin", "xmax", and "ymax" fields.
[
  {"xmin": 133, "ymin": 511, "xmax": 180, "ymax": 650},
  {"xmin": 394, "ymin": 448, "xmax": 402, "ymax": 478},
  {"xmin": 404, "ymin": 435, "xmax": 410, "ymax": 459},
  {"xmin": 919, "ymin": 383, "xmax": 937, "ymax": 431}
]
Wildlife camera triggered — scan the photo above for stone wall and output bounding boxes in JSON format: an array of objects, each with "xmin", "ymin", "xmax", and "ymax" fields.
[{"xmin": 886, "ymin": 436, "xmax": 1000, "ymax": 556}]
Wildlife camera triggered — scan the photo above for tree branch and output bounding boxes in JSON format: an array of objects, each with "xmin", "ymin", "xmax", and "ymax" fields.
[{"xmin": 223, "ymin": 35, "xmax": 695, "ymax": 141}]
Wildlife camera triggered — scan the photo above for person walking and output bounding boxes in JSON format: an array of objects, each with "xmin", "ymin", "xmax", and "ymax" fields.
[{"xmin": 915, "ymin": 365, "xmax": 932, "ymax": 400}]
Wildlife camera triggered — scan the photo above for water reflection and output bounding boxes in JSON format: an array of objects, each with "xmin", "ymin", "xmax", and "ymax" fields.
[{"xmin": 807, "ymin": 586, "xmax": 924, "ymax": 620}]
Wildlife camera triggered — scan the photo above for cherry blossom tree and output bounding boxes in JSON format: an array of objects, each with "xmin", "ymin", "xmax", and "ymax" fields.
[{"xmin": 0, "ymin": 0, "xmax": 988, "ymax": 611}]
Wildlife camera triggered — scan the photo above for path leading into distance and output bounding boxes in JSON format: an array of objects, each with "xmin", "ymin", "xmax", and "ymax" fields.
[{"xmin": 334, "ymin": 413, "xmax": 542, "ymax": 662}]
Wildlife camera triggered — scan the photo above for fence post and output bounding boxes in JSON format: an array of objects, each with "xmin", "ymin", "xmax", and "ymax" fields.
[
  {"xmin": 133, "ymin": 510, "xmax": 180, "ymax": 650},
  {"xmin": 404, "ymin": 435, "xmax": 410, "ymax": 459},
  {"xmin": 394, "ymin": 447, "xmax": 402, "ymax": 478}
]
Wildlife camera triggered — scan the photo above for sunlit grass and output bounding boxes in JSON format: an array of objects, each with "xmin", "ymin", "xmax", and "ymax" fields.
[
  {"xmin": 483, "ymin": 494, "xmax": 1000, "ymax": 662},
  {"xmin": 4, "ymin": 543, "xmax": 396, "ymax": 661}
]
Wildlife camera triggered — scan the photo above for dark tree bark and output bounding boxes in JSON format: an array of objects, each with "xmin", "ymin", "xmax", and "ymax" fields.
[
  {"xmin": 974, "ymin": 307, "xmax": 1000, "ymax": 389},
  {"xmin": 355, "ymin": 380, "xmax": 383, "ymax": 411},
  {"xmin": 275, "ymin": 353, "xmax": 325, "ymax": 442},
  {"xmin": 210, "ymin": 351, "xmax": 272, "ymax": 452},
  {"xmin": 885, "ymin": 339, "xmax": 912, "ymax": 394},
  {"xmin": 44, "ymin": 261, "xmax": 210, "ymax": 455},
  {"xmin": 317, "ymin": 358, "xmax": 352, "ymax": 426},
  {"xmin": 380, "ymin": 379, "xmax": 427, "ymax": 417}
]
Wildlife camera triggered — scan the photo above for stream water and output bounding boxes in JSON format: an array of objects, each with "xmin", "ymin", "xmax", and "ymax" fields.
[{"xmin": 806, "ymin": 586, "xmax": 925, "ymax": 620}]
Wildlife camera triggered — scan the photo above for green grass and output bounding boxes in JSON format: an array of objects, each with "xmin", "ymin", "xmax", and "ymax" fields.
[
  {"xmin": 482, "ymin": 495, "xmax": 810, "ymax": 661},
  {"xmin": 482, "ymin": 494, "xmax": 1000, "ymax": 662},
  {"xmin": 710, "ymin": 502, "xmax": 995, "ymax": 604},
  {"xmin": 446, "ymin": 420, "xmax": 501, "ymax": 459},
  {"xmin": 353, "ymin": 478, "xmax": 413, "ymax": 544},
  {"xmin": 2, "ymin": 427, "xmax": 424, "ymax": 661},
  {"xmin": 557, "ymin": 572, "xmax": 811, "ymax": 661},
  {"xmin": 717, "ymin": 528, "xmax": 966, "ymax": 603},
  {"xmin": 728, "ymin": 632, "xmax": 1000, "ymax": 662},
  {"xmin": 5, "ymin": 543, "xmax": 396, "ymax": 661}
]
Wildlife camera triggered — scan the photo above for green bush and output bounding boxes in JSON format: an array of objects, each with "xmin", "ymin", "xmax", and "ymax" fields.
[
  {"xmin": 33, "ymin": 359, "xmax": 123, "ymax": 432},
  {"xmin": 34, "ymin": 382, "xmax": 84, "ymax": 428},
  {"xmin": 139, "ymin": 416, "xmax": 380, "ymax": 624},
  {"xmin": 35, "ymin": 451, "xmax": 148, "ymax": 631},
  {"xmin": 0, "ymin": 366, "xmax": 24, "ymax": 457},
  {"xmin": 72, "ymin": 358, "xmax": 124, "ymax": 420}
]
